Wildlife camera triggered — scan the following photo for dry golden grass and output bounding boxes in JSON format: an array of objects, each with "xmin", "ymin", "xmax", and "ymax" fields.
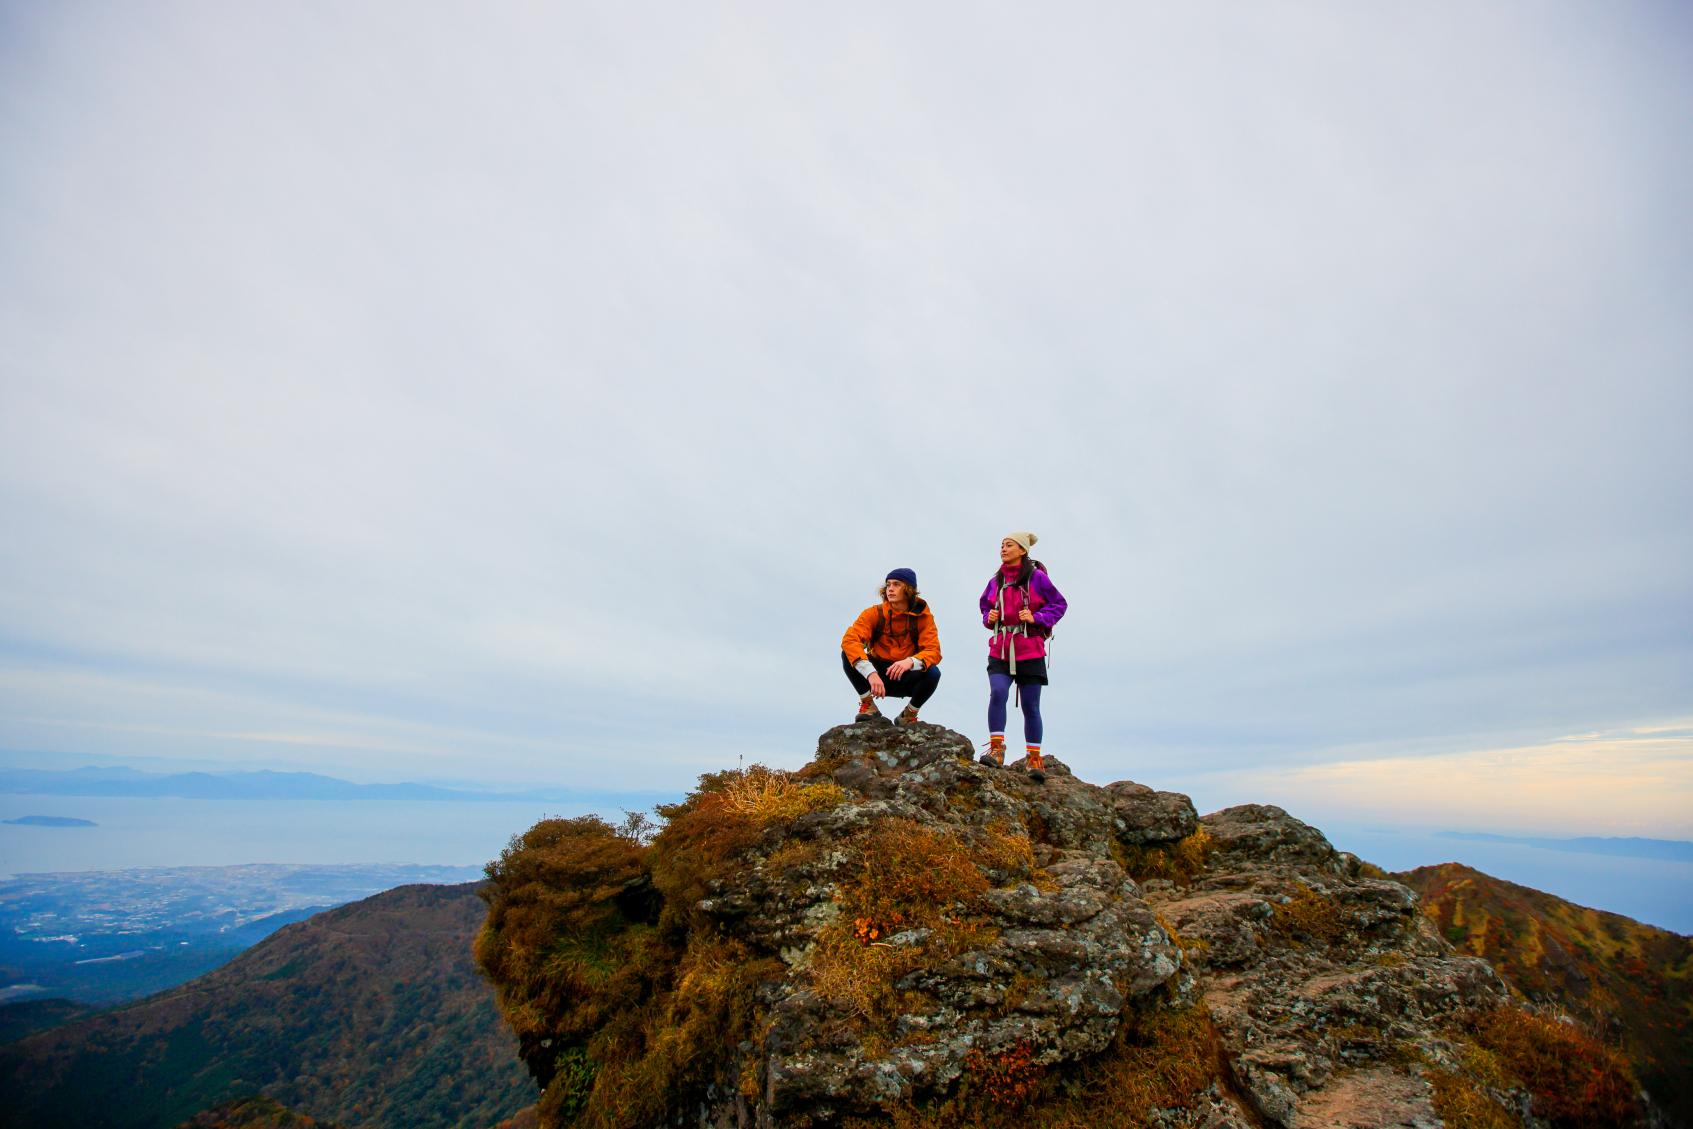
[
  {"xmin": 977, "ymin": 820, "xmax": 1042, "ymax": 883},
  {"xmin": 840, "ymin": 1005, "xmax": 1224, "ymax": 1128},
  {"xmin": 1458, "ymin": 1006, "xmax": 1641, "ymax": 1129},
  {"xmin": 944, "ymin": 775, "xmax": 986, "ymax": 812},
  {"xmin": 475, "ymin": 815, "xmax": 660, "ymax": 1041},
  {"xmin": 481, "ymin": 787, "xmax": 793, "ymax": 1129},
  {"xmin": 1427, "ymin": 1068, "xmax": 1519, "ymax": 1129},
  {"xmin": 763, "ymin": 834, "xmax": 831, "ymax": 879},
  {"xmin": 1052, "ymin": 1006, "xmax": 1223, "ymax": 1126},
  {"xmin": 1270, "ymin": 881, "xmax": 1346, "ymax": 946},
  {"xmin": 720, "ymin": 765, "xmax": 846, "ymax": 825},
  {"xmin": 805, "ymin": 924, "xmax": 931, "ymax": 1021},
  {"xmin": 849, "ymin": 818, "xmax": 992, "ymax": 925},
  {"xmin": 802, "ymin": 818, "xmax": 1004, "ymax": 1031},
  {"xmin": 1116, "ymin": 829, "xmax": 1214, "ymax": 886},
  {"xmin": 568, "ymin": 938, "xmax": 782, "ymax": 1129}
]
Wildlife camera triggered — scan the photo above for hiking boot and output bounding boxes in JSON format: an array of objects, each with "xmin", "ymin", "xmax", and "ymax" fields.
[
  {"xmin": 1024, "ymin": 749, "xmax": 1047, "ymax": 783},
  {"xmin": 978, "ymin": 737, "xmax": 1006, "ymax": 767},
  {"xmin": 855, "ymin": 697, "xmax": 882, "ymax": 722},
  {"xmin": 895, "ymin": 704, "xmax": 921, "ymax": 726}
]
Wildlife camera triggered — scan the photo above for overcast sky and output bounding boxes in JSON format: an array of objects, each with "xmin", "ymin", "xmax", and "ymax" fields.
[{"xmin": 2, "ymin": 3, "xmax": 1689, "ymax": 836}]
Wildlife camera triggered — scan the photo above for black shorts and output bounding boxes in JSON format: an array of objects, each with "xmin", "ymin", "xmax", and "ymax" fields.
[{"xmin": 987, "ymin": 656, "xmax": 1048, "ymax": 686}]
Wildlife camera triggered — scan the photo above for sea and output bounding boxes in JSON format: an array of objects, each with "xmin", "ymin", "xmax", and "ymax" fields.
[
  {"xmin": 2, "ymin": 794, "xmax": 1688, "ymax": 936},
  {"xmin": 0, "ymin": 793, "xmax": 657, "ymax": 877}
]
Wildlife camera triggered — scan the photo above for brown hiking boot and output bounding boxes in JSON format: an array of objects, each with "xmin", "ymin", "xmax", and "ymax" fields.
[
  {"xmin": 855, "ymin": 697, "xmax": 882, "ymax": 722},
  {"xmin": 1024, "ymin": 749, "xmax": 1047, "ymax": 783},
  {"xmin": 978, "ymin": 737, "xmax": 1006, "ymax": 767},
  {"xmin": 895, "ymin": 704, "xmax": 921, "ymax": 726}
]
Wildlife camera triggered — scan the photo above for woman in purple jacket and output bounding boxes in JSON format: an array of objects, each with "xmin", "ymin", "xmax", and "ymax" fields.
[{"xmin": 978, "ymin": 531, "xmax": 1067, "ymax": 782}]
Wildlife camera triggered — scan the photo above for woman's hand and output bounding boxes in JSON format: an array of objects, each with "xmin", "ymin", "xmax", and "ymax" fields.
[
  {"xmin": 1019, "ymin": 607, "xmax": 1034, "ymax": 624},
  {"xmin": 886, "ymin": 658, "xmax": 914, "ymax": 680},
  {"xmin": 987, "ymin": 608, "xmax": 1001, "ymax": 625},
  {"xmin": 868, "ymin": 673, "xmax": 887, "ymax": 698}
]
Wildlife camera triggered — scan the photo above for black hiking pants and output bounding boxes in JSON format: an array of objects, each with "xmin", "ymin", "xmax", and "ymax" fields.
[{"xmin": 841, "ymin": 652, "xmax": 941, "ymax": 708}]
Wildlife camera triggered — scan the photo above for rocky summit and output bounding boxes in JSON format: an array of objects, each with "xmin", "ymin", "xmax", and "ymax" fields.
[{"xmin": 475, "ymin": 722, "xmax": 1658, "ymax": 1128}]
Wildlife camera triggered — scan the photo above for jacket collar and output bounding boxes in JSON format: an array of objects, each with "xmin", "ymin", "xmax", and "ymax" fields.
[{"xmin": 999, "ymin": 560, "xmax": 1033, "ymax": 586}]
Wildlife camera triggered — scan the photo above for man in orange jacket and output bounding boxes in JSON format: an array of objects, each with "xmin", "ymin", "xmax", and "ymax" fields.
[{"xmin": 841, "ymin": 567, "xmax": 942, "ymax": 725}]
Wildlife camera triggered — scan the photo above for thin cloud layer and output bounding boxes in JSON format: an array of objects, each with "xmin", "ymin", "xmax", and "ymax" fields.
[
  {"xmin": 1208, "ymin": 724, "xmax": 1693, "ymax": 838},
  {"xmin": 2, "ymin": 5, "xmax": 1689, "ymax": 807}
]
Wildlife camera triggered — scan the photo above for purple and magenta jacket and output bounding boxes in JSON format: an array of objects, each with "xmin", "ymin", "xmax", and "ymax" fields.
[{"xmin": 979, "ymin": 563, "xmax": 1068, "ymax": 662}]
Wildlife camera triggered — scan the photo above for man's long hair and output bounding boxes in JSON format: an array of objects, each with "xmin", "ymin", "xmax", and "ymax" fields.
[{"xmin": 877, "ymin": 580, "xmax": 923, "ymax": 604}]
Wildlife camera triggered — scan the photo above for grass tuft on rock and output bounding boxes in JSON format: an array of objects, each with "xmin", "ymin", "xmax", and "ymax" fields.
[
  {"xmin": 843, "ymin": 1005, "xmax": 1223, "ymax": 1128},
  {"xmin": 1269, "ymin": 880, "xmax": 1347, "ymax": 947},
  {"xmin": 720, "ymin": 765, "xmax": 845, "ymax": 825},
  {"xmin": 1116, "ymin": 829, "xmax": 1214, "ymax": 886},
  {"xmin": 805, "ymin": 817, "xmax": 1003, "ymax": 1033}
]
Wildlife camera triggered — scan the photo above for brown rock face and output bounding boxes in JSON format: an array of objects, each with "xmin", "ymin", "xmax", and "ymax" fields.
[{"xmin": 1147, "ymin": 805, "xmax": 1511, "ymax": 1128}]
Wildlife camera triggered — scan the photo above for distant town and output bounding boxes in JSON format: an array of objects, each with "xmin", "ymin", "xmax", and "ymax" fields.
[{"xmin": 0, "ymin": 861, "xmax": 483, "ymax": 1004}]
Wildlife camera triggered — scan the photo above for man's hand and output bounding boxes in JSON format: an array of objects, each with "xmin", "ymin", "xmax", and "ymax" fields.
[
  {"xmin": 987, "ymin": 608, "xmax": 1001, "ymax": 625},
  {"xmin": 886, "ymin": 658, "xmax": 913, "ymax": 680},
  {"xmin": 1019, "ymin": 607, "xmax": 1034, "ymax": 624},
  {"xmin": 868, "ymin": 673, "xmax": 887, "ymax": 698}
]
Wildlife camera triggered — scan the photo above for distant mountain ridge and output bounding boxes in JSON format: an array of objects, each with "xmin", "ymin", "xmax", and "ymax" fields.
[
  {"xmin": 1435, "ymin": 830, "xmax": 1693, "ymax": 862},
  {"xmin": 3, "ymin": 814, "xmax": 96, "ymax": 826},
  {"xmin": 0, "ymin": 765, "xmax": 669, "ymax": 804}
]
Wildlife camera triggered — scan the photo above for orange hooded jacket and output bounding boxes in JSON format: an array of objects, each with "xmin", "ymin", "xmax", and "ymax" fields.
[{"xmin": 841, "ymin": 599, "xmax": 941, "ymax": 669}]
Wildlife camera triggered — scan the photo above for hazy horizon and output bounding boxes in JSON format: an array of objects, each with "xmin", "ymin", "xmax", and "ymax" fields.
[
  {"xmin": 5, "ymin": 745, "xmax": 1693, "ymax": 848},
  {"xmin": 5, "ymin": 783, "xmax": 1689, "ymax": 935}
]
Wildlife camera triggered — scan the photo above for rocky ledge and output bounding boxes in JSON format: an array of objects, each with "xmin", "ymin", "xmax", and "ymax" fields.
[{"xmin": 475, "ymin": 722, "xmax": 1656, "ymax": 1128}]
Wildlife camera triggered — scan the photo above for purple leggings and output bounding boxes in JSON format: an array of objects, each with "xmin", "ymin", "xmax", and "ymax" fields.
[{"xmin": 987, "ymin": 673, "xmax": 1043, "ymax": 744}]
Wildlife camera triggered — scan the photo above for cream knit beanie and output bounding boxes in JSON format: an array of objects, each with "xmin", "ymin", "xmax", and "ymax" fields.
[{"xmin": 1005, "ymin": 531, "xmax": 1038, "ymax": 554}]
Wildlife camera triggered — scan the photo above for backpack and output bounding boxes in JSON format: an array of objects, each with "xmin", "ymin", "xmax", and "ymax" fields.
[
  {"xmin": 875, "ymin": 599, "xmax": 925, "ymax": 653},
  {"xmin": 988, "ymin": 560, "xmax": 1055, "ymax": 640}
]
